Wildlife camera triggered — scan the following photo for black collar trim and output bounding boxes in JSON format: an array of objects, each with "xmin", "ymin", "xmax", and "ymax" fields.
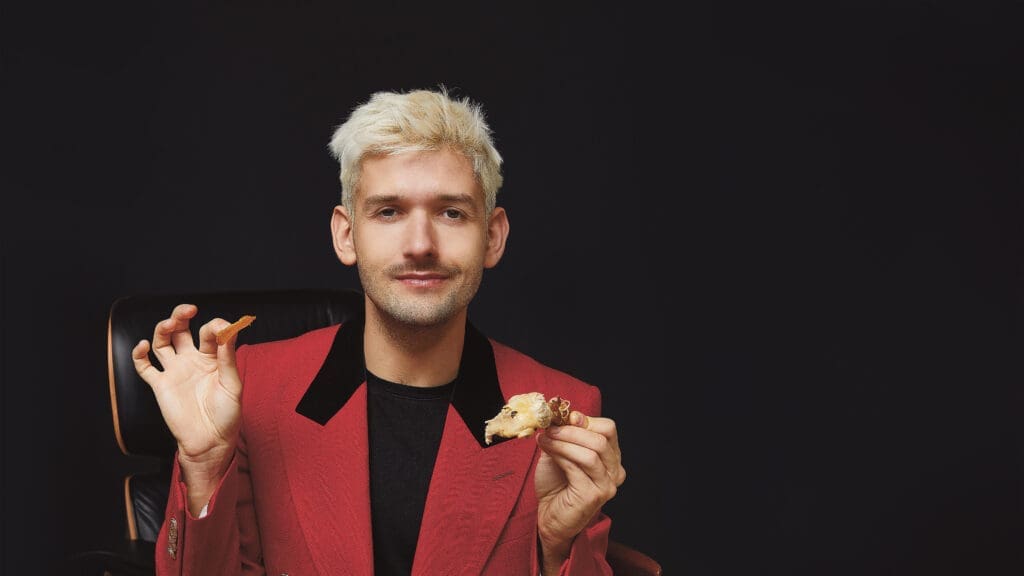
[
  {"xmin": 295, "ymin": 315, "xmax": 507, "ymax": 448},
  {"xmin": 294, "ymin": 313, "xmax": 366, "ymax": 424}
]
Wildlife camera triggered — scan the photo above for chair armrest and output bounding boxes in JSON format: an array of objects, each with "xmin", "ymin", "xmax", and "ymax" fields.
[{"xmin": 68, "ymin": 539, "xmax": 155, "ymax": 576}]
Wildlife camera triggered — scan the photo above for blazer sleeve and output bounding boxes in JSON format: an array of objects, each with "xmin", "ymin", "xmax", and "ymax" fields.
[
  {"xmin": 154, "ymin": 346, "xmax": 266, "ymax": 576},
  {"xmin": 555, "ymin": 513, "xmax": 613, "ymax": 576}
]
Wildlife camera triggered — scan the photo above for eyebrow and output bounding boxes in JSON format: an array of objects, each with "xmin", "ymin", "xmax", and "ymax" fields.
[{"xmin": 362, "ymin": 193, "xmax": 478, "ymax": 209}]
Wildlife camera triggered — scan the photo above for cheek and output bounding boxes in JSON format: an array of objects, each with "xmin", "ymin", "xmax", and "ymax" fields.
[
  {"xmin": 453, "ymin": 247, "xmax": 487, "ymax": 271},
  {"xmin": 352, "ymin": 227, "xmax": 394, "ymax": 261},
  {"xmin": 464, "ymin": 228, "xmax": 492, "ymax": 259}
]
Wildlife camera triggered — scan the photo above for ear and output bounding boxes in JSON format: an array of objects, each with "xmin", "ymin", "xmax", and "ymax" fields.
[
  {"xmin": 483, "ymin": 206, "xmax": 510, "ymax": 269},
  {"xmin": 331, "ymin": 205, "xmax": 357, "ymax": 266}
]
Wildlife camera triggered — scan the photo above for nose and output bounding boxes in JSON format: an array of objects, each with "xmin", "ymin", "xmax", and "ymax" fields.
[{"xmin": 402, "ymin": 211, "xmax": 437, "ymax": 260}]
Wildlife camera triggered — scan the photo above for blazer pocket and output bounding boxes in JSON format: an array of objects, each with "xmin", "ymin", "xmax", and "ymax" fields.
[{"xmin": 494, "ymin": 509, "xmax": 538, "ymax": 546}]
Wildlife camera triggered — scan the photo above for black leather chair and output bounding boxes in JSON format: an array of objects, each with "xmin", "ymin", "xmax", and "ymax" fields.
[{"xmin": 75, "ymin": 288, "xmax": 661, "ymax": 576}]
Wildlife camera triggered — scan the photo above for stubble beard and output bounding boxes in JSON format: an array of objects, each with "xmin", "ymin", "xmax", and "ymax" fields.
[{"xmin": 358, "ymin": 262, "xmax": 483, "ymax": 330}]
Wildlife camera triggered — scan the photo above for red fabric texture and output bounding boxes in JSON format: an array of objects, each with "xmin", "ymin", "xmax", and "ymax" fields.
[{"xmin": 155, "ymin": 324, "xmax": 612, "ymax": 576}]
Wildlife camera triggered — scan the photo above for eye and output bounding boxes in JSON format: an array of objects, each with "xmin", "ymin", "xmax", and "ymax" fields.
[
  {"xmin": 509, "ymin": 411, "xmax": 517, "ymax": 418},
  {"xmin": 377, "ymin": 207, "xmax": 399, "ymax": 219},
  {"xmin": 442, "ymin": 208, "xmax": 463, "ymax": 219}
]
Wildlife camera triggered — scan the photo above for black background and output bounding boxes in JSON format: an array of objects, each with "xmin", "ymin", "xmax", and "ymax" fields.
[{"xmin": 3, "ymin": 2, "xmax": 1023, "ymax": 575}]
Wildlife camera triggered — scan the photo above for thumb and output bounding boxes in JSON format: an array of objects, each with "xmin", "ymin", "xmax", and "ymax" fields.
[
  {"xmin": 217, "ymin": 337, "xmax": 238, "ymax": 370},
  {"xmin": 215, "ymin": 335, "xmax": 243, "ymax": 400}
]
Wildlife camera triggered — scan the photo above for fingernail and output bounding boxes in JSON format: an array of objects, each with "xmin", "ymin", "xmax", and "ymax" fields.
[{"xmin": 570, "ymin": 412, "xmax": 582, "ymax": 426}]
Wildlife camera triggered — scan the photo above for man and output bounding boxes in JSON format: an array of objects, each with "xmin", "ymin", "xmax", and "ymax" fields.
[{"xmin": 133, "ymin": 87, "xmax": 626, "ymax": 575}]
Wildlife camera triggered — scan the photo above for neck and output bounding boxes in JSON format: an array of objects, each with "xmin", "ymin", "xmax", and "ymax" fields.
[{"xmin": 362, "ymin": 304, "xmax": 466, "ymax": 388}]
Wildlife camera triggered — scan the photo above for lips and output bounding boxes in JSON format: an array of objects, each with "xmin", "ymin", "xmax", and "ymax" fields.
[
  {"xmin": 395, "ymin": 273, "xmax": 448, "ymax": 280},
  {"xmin": 394, "ymin": 272, "xmax": 449, "ymax": 287}
]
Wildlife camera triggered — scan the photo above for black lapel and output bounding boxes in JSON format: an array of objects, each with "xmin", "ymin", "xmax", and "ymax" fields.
[
  {"xmin": 295, "ymin": 314, "xmax": 507, "ymax": 448},
  {"xmin": 452, "ymin": 322, "xmax": 510, "ymax": 448},
  {"xmin": 295, "ymin": 313, "xmax": 366, "ymax": 425}
]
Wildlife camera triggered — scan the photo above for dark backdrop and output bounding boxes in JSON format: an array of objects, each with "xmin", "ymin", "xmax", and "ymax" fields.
[{"xmin": 3, "ymin": 2, "xmax": 1022, "ymax": 575}]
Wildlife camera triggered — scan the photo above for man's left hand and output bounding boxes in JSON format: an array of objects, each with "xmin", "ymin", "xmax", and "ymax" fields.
[{"xmin": 534, "ymin": 411, "xmax": 626, "ymax": 572}]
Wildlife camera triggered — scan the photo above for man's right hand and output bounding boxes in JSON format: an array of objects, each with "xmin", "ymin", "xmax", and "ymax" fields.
[{"xmin": 132, "ymin": 303, "xmax": 243, "ymax": 515}]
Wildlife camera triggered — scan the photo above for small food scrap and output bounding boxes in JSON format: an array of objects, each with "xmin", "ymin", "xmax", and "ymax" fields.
[
  {"xmin": 484, "ymin": 392, "xmax": 571, "ymax": 445},
  {"xmin": 215, "ymin": 315, "xmax": 256, "ymax": 345}
]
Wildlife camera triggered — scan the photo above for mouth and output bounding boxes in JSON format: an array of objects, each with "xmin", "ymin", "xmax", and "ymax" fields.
[{"xmin": 394, "ymin": 272, "xmax": 449, "ymax": 288}]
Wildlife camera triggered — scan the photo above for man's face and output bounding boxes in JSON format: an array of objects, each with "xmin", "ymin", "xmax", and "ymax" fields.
[{"xmin": 333, "ymin": 148, "xmax": 506, "ymax": 328}]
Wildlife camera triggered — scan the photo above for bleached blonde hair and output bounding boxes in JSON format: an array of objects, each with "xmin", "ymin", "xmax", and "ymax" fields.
[{"xmin": 327, "ymin": 87, "xmax": 504, "ymax": 215}]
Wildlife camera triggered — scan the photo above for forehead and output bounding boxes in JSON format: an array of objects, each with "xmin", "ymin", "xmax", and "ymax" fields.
[{"xmin": 357, "ymin": 148, "xmax": 482, "ymax": 201}]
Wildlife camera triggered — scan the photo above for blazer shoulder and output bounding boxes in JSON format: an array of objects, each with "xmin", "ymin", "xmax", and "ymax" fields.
[
  {"xmin": 235, "ymin": 323, "xmax": 342, "ymax": 397},
  {"xmin": 489, "ymin": 338, "xmax": 602, "ymax": 413},
  {"xmin": 239, "ymin": 323, "xmax": 340, "ymax": 361}
]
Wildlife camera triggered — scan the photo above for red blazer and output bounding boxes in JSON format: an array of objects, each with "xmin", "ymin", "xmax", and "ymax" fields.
[{"xmin": 155, "ymin": 318, "xmax": 613, "ymax": 575}]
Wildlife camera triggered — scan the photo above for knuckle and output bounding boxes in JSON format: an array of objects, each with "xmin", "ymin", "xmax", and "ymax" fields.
[{"xmin": 606, "ymin": 484, "xmax": 617, "ymax": 500}]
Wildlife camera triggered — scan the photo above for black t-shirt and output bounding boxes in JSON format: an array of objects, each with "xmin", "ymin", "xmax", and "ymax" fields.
[{"xmin": 366, "ymin": 370, "xmax": 455, "ymax": 576}]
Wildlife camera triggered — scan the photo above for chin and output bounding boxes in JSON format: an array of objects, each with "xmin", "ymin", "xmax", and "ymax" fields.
[{"xmin": 377, "ymin": 295, "xmax": 462, "ymax": 328}]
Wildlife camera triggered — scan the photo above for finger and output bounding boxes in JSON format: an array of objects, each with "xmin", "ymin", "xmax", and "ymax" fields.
[
  {"xmin": 198, "ymin": 318, "xmax": 243, "ymax": 400},
  {"xmin": 556, "ymin": 414, "xmax": 624, "ymax": 484},
  {"xmin": 538, "ymin": 435, "xmax": 602, "ymax": 493},
  {"xmin": 571, "ymin": 411, "xmax": 590, "ymax": 430},
  {"xmin": 571, "ymin": 412, "xmax": 621, "ymax": 454},
  {"xmin": 538, "ymin": 438, "xmax": 619, "ymax": 510},
  {"xmin": 573, "ymin": 413, "xmax": 622, "ymax": 463},
  {"xmin": 151, "ymin": 304, "xmax": 198, "ymax": 357},
  {"xmin": 198, "ymin": 317, "xmax": 233, "ymax": 356},
  {"xmin": 131, "ymin": 340, "xmax": 162, "ymax": 387},
  {"xmin": 165, "ymin": 304, "xmax": 198, "ymax": 347},
  {"xmin": 538, "ymin": 430, "xmax": 618, "ymax": 494}
]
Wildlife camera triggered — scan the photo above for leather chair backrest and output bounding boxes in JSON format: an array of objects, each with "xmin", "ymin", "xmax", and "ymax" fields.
[{"xmin": 107, "ymin": 288, "xmax": 365, "ymax": 458}]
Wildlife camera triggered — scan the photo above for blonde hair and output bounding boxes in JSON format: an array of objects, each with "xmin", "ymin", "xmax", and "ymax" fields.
[{"xmin": 327, "ymin": 87, "xmax": 504, "ymax": 215}]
